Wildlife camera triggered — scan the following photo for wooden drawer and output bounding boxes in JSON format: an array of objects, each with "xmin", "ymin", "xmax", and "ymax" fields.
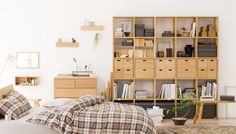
[
  {"xmin": 54, "ymin": 89, "xmax": 96, "ymax": 98},
  {"xmin": 114, "ymin": 68, "xmax": 123, "ymax": 78},
  {"xmin": 124, "ymin": 59, "xmax": 133, "ymax": 68},
  {"xmin": 156, "ymin": 68, "xmax": 165, "ymax": 78},
  {"xmin": 177, "ymin": 59, "xmax": 196, "ymax": 69},
  {"xmin": 114, "ymin": 59, "xmax": 124, "ymax": 68},
  {"xmin": 208, "ymin": 68, "xmax": 217, "ymax": 78},
  {"xmin": 75, "ymin": 78, "xmax": 96, "ymax": 89},
  {"xmin": 54, "ymin": 79, "xmax": 75, "ymax": 88},
  {"xmin": 208, "ymin": 59, "xmax": 217, "ymax": 68},
  {"xmin": 166, "ymin": 68, "xmax": 175, "ymax": 78},
  {"xmin": 198, "ymin": 68, "xmax": 208, "ymax": 78},
  {"xmin": 177, "ymin": 68, "xmax": 196, "ymax": 78},
  {"xmin": 156, "ymin": 59, "xmax": 165, "ymax": 69},
  {"xmin": 135, "ymin": 69, "xmax": 154, "ymax": 78},
  {"xmin": 198, "ymin": 59, "xmax": 208, "ymax": 69},
  {"xmin": 135, "ymin": 59, "xmax": 154, "ymax": 69},
  {"xmin": 123, "ymin": 68, "xmax": 133, "ymax": 78},
  {"xmin": 166, "ymin": 59, "xmax": 175, "ymax": 69}
]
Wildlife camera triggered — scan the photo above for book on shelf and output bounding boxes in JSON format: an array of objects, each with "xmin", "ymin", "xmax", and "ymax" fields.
[
  {"xmin": 114, "ymin": 81, "xmax": 134, "ymax": 99},
  {"xmin": 158, "ymin": 84, "xmax": 176, "ymax": 99},
  {"xmin": 199, "ymin": 81, "xmax": 217, "ymax": 100}
]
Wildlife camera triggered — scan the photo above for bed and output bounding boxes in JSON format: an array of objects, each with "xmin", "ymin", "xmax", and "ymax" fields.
[{"xmin": 0, "ymin": 85, "xmax": 157, "ymax": 134}]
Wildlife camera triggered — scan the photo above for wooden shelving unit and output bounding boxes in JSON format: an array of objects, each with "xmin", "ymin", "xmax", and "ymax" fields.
[
  {"xmin": 56, "ymin": 42, "xmax": 79, "ymax": 47},
  {"xmin": 15, "ymin": 76, "xmax": 38, "ymax": 86},
  {"xmin": 112, "ymin": 16, "xmax": 218, "ymax": 119},
  {"xmin": 81, "ymin": 25, "xmax": 104, "ymax": 31}
]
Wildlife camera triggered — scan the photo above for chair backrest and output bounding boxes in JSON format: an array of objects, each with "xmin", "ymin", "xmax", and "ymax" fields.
[{"xmin": 0, "ymin": 84, "xmax": 14, "ymax": 100}]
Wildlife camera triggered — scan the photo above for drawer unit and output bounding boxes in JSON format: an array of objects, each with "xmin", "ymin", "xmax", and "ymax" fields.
[
  {"xmin": 135, "ymin": 69, "xmax": 154, "ymax": 78},
  {"xmin": 123, "ymin": 68, "xmax": 133, "ymax": 78},
  {"xmin": 156, "ymin": 59, "xmax": 175, "ymax": 79},
  {"xmin": 135, "ymin": 59, "xmax": 154, "ymax": 69},
  {"xmin": 197, "ymin": 58, "xmax": 217, "ymax": 78},
  {"xmin": 124, "ymin": 59, "xmax": 133, "ymax": 68},
  {"xmin": 114, "ymin": 68, "xmax": 124, "ymax": 78},
  {"xmin": 54, "ymin": 77, "xmax": 97, "ymax": 98},
  {"xmin": 177, "ymin": 59, "xmax": 196, "ymax": 78},
  {"xmin": 114, "ymin": 59, "xmax": 124, "ymax": 68}
]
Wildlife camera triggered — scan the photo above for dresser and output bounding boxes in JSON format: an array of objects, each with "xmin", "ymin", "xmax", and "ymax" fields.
[{"xmin": 54, "ymin": 76, "xmax": 97, "ymax": 98}]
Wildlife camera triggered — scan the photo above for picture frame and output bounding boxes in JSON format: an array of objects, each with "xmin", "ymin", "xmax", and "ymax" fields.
[{"xmin": 16, "ymin": 52, "xmax": 40, "ymax": 69}]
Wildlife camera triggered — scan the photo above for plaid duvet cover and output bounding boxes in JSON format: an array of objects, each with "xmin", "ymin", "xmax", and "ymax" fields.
[{"xmin": 69, "ymin": 102, "xmax": 157, "ymax": 134}]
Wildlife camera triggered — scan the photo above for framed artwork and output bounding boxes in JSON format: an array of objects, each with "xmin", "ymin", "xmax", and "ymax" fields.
[{"xmin": 16, "ymin": 52, "xmax": 40, "ymax": 69}]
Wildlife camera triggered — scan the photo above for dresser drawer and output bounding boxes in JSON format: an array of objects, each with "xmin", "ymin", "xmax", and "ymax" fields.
[
  {"xmin": 123, "ymin": 68, "xmax": 133, "ymax": 78},
  {"xmin": 177, "ymin": 59, "xmax": 196, "ymax": 69},
  {"xmin": 166, "ymin": 68, "xmax": 175, "ymax": 78},
  {"xmin": 198, "ymin": 68, "xmax": 208, "ymax": 78},
  {"xmin": 135, "ymin": 69, "xmax": 154, "ymax": 78},
  {"xmin": 208, "ymin": 68, "xmax": 217, "ymax": 78},
  {"xmin": 124, "ymin": 59, "xmax": 133, "ymax": 68},
  {"xmin": 114, "ymin": 59, "xmax": 124, "ymax": 68},
  {"xmin": 156, "ymin": 68, "xmax": 165, "ymax": 78},
  {"xmin": 177, "ymin": 68, "xmax": 196, "ymax": 78},
  {"xmin": 54, "ymin": 89, "xmax": 96, "ymax": 98},
  {"xmin": 208, "ymin": 59, "xmax": 217, "ymax": 68},
  {"xmin": 54, "ymin": 79, "xmax": 75, "ymax": 88},
  {"xmin": 166, "ymin": 59, "xmax": 175, "ymax": 69},
  {"xmin": 114, "ymin": 68, "xmax": 123, "ymax": 78},
  {"xmin": 198, "ymin": 59, "xmax": 208, "ymax": 68},
  {"xmin": 75, "ymin": 78, "xmax": 96, "ymax": 89},
  {"xmin": 156, "ymin": 59, "xmax": 165, "ymax": 69},
  {"xmin": 135, "ymin": 59, "xmax": 154, "ymax": 69}
]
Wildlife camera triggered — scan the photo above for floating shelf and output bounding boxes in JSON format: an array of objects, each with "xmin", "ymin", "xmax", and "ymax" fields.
[
  {"xmin": 15, "ymin": 76, "xmax": 38, "ymax": 86},
  {"xmin": 81, "ymin": 25, "xmax": 104, "ymax": 31},
  {"xmin": 56, "ymin": 42, "xmax": 79, "ymax": 47}
]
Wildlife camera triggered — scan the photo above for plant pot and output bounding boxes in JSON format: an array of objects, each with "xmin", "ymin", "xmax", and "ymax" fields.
[
  {"xmin": 124, "ymin": 32, "xmax": 130, "ymax": 37},
  {"xmin": 172, "ymin": 117, "xmax": 187, "ymax": 125}
]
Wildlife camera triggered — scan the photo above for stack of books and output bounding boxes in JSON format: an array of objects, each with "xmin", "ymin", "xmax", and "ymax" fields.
[
  {"xmin": 113, "ymin": 81, "xmax": 134, "ymax": 99},
  {"xmin": 147, "ymin": 106, "xmax": 164, "ymax": 123}
]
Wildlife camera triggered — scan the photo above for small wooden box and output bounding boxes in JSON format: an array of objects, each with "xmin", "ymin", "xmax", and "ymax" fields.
[
  {"xmin": 114, "ymin": 68, "xmax": 124, "ymax": 78},
  {"xmin": 135, "ymin": 69, "xmax": 154, "ymax": 78},
  {"xmin": 123, "ymin": 68, "xmax": 133, "ymax": 78},
  {"xmin": 156, "ymin": 68, "xmax": 165, "ymax": 78},
  {"xmin": 114, "ymin": 59, "xmax": 124, "ymax": 68},
  {"xmin": 166, "ymin": 68, "xmax": 175, "ymax": 78},
  {"xmin": 124, "ymin": 59, "xmax": 133, "ymax": 68},
  {"xmin": 135, "ymin": 59, "xmax": 154, "ymax": 69},
  {"xmin": 198, "ymin": 68, "xmax": 208, "ymax": 78}
]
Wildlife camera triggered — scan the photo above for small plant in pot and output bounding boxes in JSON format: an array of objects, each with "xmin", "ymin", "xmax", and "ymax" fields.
[{"xmin": 171, "ymin": 93, "xmax": 196, "ymax": 125}]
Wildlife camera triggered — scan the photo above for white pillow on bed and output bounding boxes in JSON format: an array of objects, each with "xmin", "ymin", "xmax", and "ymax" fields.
[{"xmin": 42, "ymin": 98, "xmax": 74, "ymax": 108}]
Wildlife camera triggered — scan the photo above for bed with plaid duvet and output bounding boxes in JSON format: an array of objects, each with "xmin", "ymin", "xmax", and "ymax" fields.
[{"xmin": 27, "ymin": 95, "xmax": 157, "ymax": 134}]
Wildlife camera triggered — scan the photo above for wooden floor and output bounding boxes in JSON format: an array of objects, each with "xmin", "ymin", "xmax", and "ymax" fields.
[{"xmin": 155, "ymin": 119, "xmax": 236, "ymax": 134}]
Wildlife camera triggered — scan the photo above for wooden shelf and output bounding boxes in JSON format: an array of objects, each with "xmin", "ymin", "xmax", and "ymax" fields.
[
  {"xmin": 56, "ymin": 42, "xmax": 79, "ymax": 47},
  {"xmin": 112, "ymin": 16, "xmax": 219, "ymax": 119},
  {"xmin": 15, "ymin": 76, "xmax": 38, "ymax": 86},
  {"xmin": 81, "ymin": 25, "xmax": 104, "ymax": 31}
]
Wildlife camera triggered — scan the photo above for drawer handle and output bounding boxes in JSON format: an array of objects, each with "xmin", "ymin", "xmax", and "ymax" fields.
[
  {"xmin": 185, "ymin": 60, "xmax": 188, "ymax": 62},
  {"xmin": 143, "ymin": 60, "xmax": 146, "ymax": 62},
  {"xmin": 143, "ymin": 69, "xmax": 147, "ymax": 71},
  {"xmin": 159, "ymin": 69, "xmax": 163, "ymax": 71},
  {"xmin": 168, "ymin": 69, "xmax": 172, "ymax": 71},
  {"xmin": 117, "ymin": 60, "xmax": 121, "ymax": 62},
  {"xmin": 126, "ymin": 69, "xmax": 130, "ymax": 71},
  {"xmin": 117, "ymin": 69, "xmax": 121, "ymax": 71},
  {"xmin": 127, "ymin": 59, "xmax": 130, "ymax": 62},
  {"xmin": 210, "ymin": 69, "xmax": 214, "ymax": 71},
  {"xmin": 185, "ymin": 69, "xmax": 189, "ymax": 71},
  {"xmin": 201, "ymin": 69, "xmax": 205, "ymax": 71},
  {"xmin": 210, "ymin": 59, "xmax": 214, "ymax": 62},
  {"xmin": 168, "ymin": 60, "xmax": 172, "ymax": 62},
  {"xmin": 159, "ymin": 60, "xmax": 163, "ymax": 62},
  {"xmin": 201, "ymin": 59, "xmax": 205, "ymax": 62}
]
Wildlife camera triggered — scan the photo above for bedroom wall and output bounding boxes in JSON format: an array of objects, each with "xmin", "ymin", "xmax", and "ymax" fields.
[{"xmin": 0, "ymin": 0, "xmax": 235, "ymax": 118}]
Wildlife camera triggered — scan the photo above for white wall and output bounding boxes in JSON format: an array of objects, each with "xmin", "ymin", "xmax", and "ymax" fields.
[{"xmin": 0, "ymin": 0, "xmax": 236, "ymax": 118}]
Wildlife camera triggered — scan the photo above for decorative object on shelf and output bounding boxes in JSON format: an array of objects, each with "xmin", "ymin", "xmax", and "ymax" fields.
[
  {"xmin": 157, "ymin": 51, "xmax": 164, "ymax": 57},
  {"xmin": 177, "ymin": 27, "xmax": 186, "ymax": 37},
  {"xmin": 177, "ymin": 51, "xmax": 184, "ymax": 57},
  {"xmin": 73, "ymin": 58, "xmax": 79, "ymax": 72},
  {"xmin": 81, "ymin": 19, "xmax": 104, "ymax": 31},
  {"xmin": 184, "ymin": 45, "xmax": 194, "ymax": 57},
  {"xmin": 166, "ymin": 48, "xmax": 173, "ymax": 57},
  {"xmin": 190, "ymin": 22, "xmax": 196, "ymax": 37},
  {"xmin": 182, "ymin": 88, "xmax": 196, "ymax": 99},
  {"xmin": 199, "ymin": 26, "xmax": 208, "ymax": 37},
  {"xmin": 136, "ymin": 90, "xmax": 147, "ymax": 99},
  {"xmin": 15, "ymin": 76, "xmax": 38, "ymax": 86},
  {"xmin": 94, "ymin": 32, "xmax": 102, "ymax": 47},
  {"xmin": 72, "ymin": 58, "xmax": 92, "ymax": 76},
  {"xmin": 124, "ymin": 32, "xmax": 130, "ymax": 37},
  {"xmin": 122, "ymin": 39, "xmax": 133, "ymax": 46},
  {"xmin": 16, "ymin": 52, "xmax": 39, "ymax": 69},
  {"xmin": 171, "ymin": 98, "xmax": 195, "ymax": 125},
  {"xmin": 199, "ymin": 24, "xmax": 217, "ymax": 37},
  {"xmin": 157, "ymin": 41, "xmax": 172, "ymax": 57},
  {"xmin": 56, "ymin": 38, "xmax": 79, "ymax": 47},
  {"xmin": 162, "ymin": 31, "xmax": 174, "ymax": 37}
]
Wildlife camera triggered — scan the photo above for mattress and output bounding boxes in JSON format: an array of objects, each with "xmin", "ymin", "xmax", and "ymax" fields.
[{"xmin": 0, "ymin": 107, "xmax": 58, "ymax": 134}]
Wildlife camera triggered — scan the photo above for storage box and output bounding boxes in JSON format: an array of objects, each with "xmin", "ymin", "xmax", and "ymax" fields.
[
  {"xmin": 220, "ymin": 95, "xmax": 235, "ymax": 101},
  {"xmin": 135, "ymin": 24, "xmax": 145, "ymax": 29},
  {"xmin": 136, "ymin": 90, "xmax": 147, "ymax": 99},
  {"xmin": 198, "ymin": 45, "xmax": 217, "ymax": 57},
  {"xmin": 135, "ymin": 29, "xmax": 144, "ymax": 37},
  {"xmin": 122, "ymin": 40, "xmax": 133, "ymax": 46}
]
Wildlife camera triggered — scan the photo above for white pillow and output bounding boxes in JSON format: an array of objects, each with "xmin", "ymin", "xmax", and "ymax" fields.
[{"xmin": 42, "ymin": 98, "xmax": 74, "ymax": 108}]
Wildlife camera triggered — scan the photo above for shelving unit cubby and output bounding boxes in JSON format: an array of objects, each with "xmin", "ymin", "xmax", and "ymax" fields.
[{"xmin": 112, "ymin": 16, "xmax": 218, "ymax": 119}]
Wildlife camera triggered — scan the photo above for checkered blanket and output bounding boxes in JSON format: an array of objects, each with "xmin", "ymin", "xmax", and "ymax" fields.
[
  {"xmin": 69, "ymin": 102, "xmax": 157, "ymax": 134},
  {"xmin": 27, "ymin": 95, "xmax": 157, "ymax": 134}
]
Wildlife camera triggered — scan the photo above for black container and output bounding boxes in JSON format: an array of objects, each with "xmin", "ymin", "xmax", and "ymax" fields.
[
  {"xmin": 166, "ymin": 48, "xmax": 173, "ymax": 57},
  {"xmin": 135, "ymin": 24, "xmax": 145, "ymax": 29},
  {"xmin": 184, "ymin": 45, "xmax": 194, "ymax": 57}
]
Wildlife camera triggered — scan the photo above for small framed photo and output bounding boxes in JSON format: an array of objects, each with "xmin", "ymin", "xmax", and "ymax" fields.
[{"xmin": 16, "ymin": 52, "xmax": 40, "ymax": 69}]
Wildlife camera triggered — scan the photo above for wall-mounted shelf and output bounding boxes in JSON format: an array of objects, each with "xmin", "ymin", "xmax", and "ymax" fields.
[
  {"xmin": 81, "ymin": 26, "xmax": 104, "ymax": 31},
  {"xmin": 15, "ymin": 76, "xmax": 38, "ymax": 86},
  {"xmin": 56, "ymin": 42, "xmax": 79, "ymax": 47}
]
